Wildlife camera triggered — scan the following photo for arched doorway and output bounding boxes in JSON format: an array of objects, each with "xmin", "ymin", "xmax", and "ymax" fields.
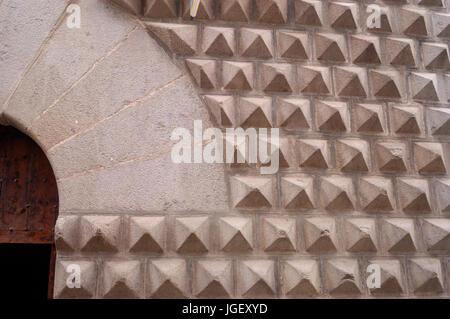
[{"xmin": 0, "ymin": 125, "xmax": 59, "ymax": 299}]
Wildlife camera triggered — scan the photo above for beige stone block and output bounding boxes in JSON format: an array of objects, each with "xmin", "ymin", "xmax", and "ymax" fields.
[
  {"xmin": 174, "ymin": 216, "xmax": 210, "ymax": 254},
  {"xmin": 230, "ymin": 176, "xmax": 274, "ymax": 210},
  {"xmin": 220, "ymin": 0, "xmax": 251, "ymax": 22},
  {"xmin": 400, "ymin": 7, "xmax": 429, "ymax": 37},
  {"xmin": 414, "ymin": 142, "xmax": 447, "ymax": 175},
  {"xmin": 129, "ymin": 216, "xmax": 165, "ymax": 253},
  {"xmin": 350, "ymin": 35, "xmax": 381, "ymax": 65},
  {"xmin": 203, "ymin": 95, "xmax": 235, "ymax": 127},
  {"xmin": 281, "ymin": 259, "xmax": 321, "ymax": 297},
  {"xmin": 359, "ymin": 176, "xmax": 395, "ymax": 212},
  {"xmin": 238, "ymin": 260, "xmax": 276, "ymax": 298},
  {"xmin": 219, "ymin": 217, "xmax": 254, "ymax": 252},
  {"xmin": 146, "ymin": 23, "xmax": 197, "ymax": 55},
  {"xmin": 222, "ymin": 61, "xmax": 254, "ymax": 91},
  {"xmin": 422, "ymin": 42, "xmax": 450, "ymax": 70},
  {"xmin": 417, "ymin": 0, "xmax": 444, "ymax": 7},
  {"xmin": 263, "ymin": 217, "xmax": 297, "ymax": 252},
  {"xmin": 335, "ymin": 139, "xmax": 370, "ymax": 173},
  {"xmin": 55, "ymin": 215, "xmax": 80, "ymax": 252},
  {"xmin": 315, "ymin": 33, "xmax": 347, "ymax": 62},
  {"xmin": 278, "ymin": 30, "xmax": 310, "ymax": 60},
  {"xmin": 259, "ymin": 135, "xmax": 297, "ymax": 170},
  {"xmin": 148, "ymin": 259, "xmax": 189, "ymax": 298},
  {"xmin": 79, "ymin": 215, "xmax": 121, "ymax": 253},
  {"xmin": 345, "ymin": 218, "xmax": 377, "ymax": 253},
  {"xmin": 238, "ymin": 97, "xmax": 272, "ymax": 128},
  {"xmin": 353, "ymin": 103, "xmax": 386, "ymax": 134},
  {"xmin": 409, "ymin": 72, "xmax": 441, "ymax": 102},
  {"xmin": 427, "ymin": 107, "xmax": 450, "ymax": 136},
  {"xmin": 325, "ymin": 259, "xmax": 361, "ymax": 296},
  {"xmin": 298, "ymin": 66, "xmax": 331, "ymax": 95},
  {"xmin": 368, "ymin": 259, "xmax": 405, "ymax": 295},
  {"xmin": 294, "ymin": 0, "xmax": 323, "ymax": 26},
  {"xmin": 54, "ymin": 260, "xmax": 97, "ymax": 299},
  {"xmin": 385, "ymin": 37, "xmax": 417, "ymax": 67},
  {"xmin": 421, "ymin": 219, "xmax": 450, "ymax": 252},
  {"xmin": 255, "ymin": 0, "xmax": 288, "ymax": 24},
  {"xmin": 320, "ymin": 175, "xmax": 355, "ymax": 211},
  {"xmin": 113, "ymin": 0, "xmax": 142, "ymax": 14},
  {"xmin": 382, "ymin": 218, "xmax": 417, "ymax": 253},
  {"xmin": 397, "ymin": 178, "xmax": 432, "ymax": 213},
  {"xmin": 194, "ymin": 260, "xmax": 233, "ymax": 298},
  {"xmin": 277, "ymin": 98, "xmax": 311, "ymax": 131},
  {"xmin": 304, "ymin": 217, "xmax": 338, "ymax": 253},
  {"xmin": 202, "ymin": 27, "xmax": 235, "ymax": 57},
  {"xmin": 375, "ymin": 141, "xmax": 409, "ymax": 174},
  {"xmin": 259, "ymin": 63, "xmax": 295, "ymax": 93},
  {"xmin": 186, "ymin": 59, "xmax": 217, "ymax": 89},
  {"xmin": 334, "ymin": 66, "xmax": 368, "ymax": 98},
  {"xmin": 240, "ymin": 28, "xmax": 273, "ymax": 58},
  {"xmin": 182, "ymin": 0, "xmax": 214, "ymax": 20},
  {"xmin": 435, "ymin": 179, "xmax": 450, "ymax": 213},
  {"xmin": 328, "ymin": 2, "xmax": 359, "ymax": 30},
  {"xmin": 101, "ymin": 260, "xmax": 143, "ymax": 298},
  {"xmin": 365, "ymin": 4, "xmax": 394, "ymax": 34},
  {"xmin": 143, "ymin": 0, "xmax": 177, "ymax": 18},
  {"xmin": 296, "ymin": 139, "xmax": 330, "ymax": 170},
  {"xmin": 432, "ymin": 12, "xmax": 450, "ymax": 38},
  {"xmin": 369, "ymin": 70, "xmax": 403, "ymax": 99},
  {"xmin": 390, "ymin": 104, "xmax": 424, "ymax": 135},
  {"xmin": 281, "ymin": 174, "xmax": 315, "ymax": 210},
  {"xmin": 315, "ymin": 100, "xmax": 349, "ymax": 133},
  {"xmin": 408, "ymin": 258, "xmax": 444, "ymax": 294}
]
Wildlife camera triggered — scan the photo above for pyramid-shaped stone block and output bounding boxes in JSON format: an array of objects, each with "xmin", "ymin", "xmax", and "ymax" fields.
[
  {"xmin": 101, "ymin": 261, "xmax": 142, "ymax": 299},
  {"xmin": 414, "ymin": 142, "xmax": 447, "ymax": 175},
  {"xmin": 186, "ymin": 59, "xmax": 217, "ymax": 89},
  {"xmin": 397, "ymin": 178, "xmax": 431, "ymax": 213},
  {"xmin": 54, "ymin": 261, "xmax": 97, "ymax": 299},
  {"xmin": 334, "ymin": 67, "xmax": 368, "ymax": 98},
  {"xmin": 390, "ymin": 104, "xmax": 424, "ymax": 135},
  {"xmin": 370, "ymin": 70, "xmax": 403, "ymax": 99},
  {"xmin": 432, "ymin": 12, "xmax": 450, "ymax": 38},
  {"xmin": 304, "ymin": 217, "xmax": 338, "ymax": 253},
  {"xmin": 345, "ymin": 218, "xmax": 377, "ymax": 252},
  {"xmin": 386, "ymin": 37, "xmax": 417, "ymax": 67},
  {"xmin": 351, "ymin": 35, "xmax": 381, "ymax": 65},
  {"xmin": 222, "ymin": 61, "xmax": 253, "ymax": 91},
  {"xmin": 148, "ymin": 259, "xmax": 188, "ymax": 298},
  {"xmin": 174, "ymin": 216, "xmax": 210, "ymax": 254},
  {"xmin": 315, "ymin": 100, "xmax": 349, "ymax": 132},
  {"xmin": 335, "ymin": 139, "xmax": 370, "ymax": 172},
  {"xmin": 354, "ymin": 103, "xmax": 386, "ymax": 134},
  {"xmin": 230, "ymin": 176, "xmax": 273, "ymax": 210},
  {"xmin": 143, "ymin": 0, "xmax": 177, "ymax": 18},
  {"xmin": 281, "ymin": 259, "xmax": 321, "ymax": 297},
  {"xmin": 223, "ymin": 133, "xmax": 254, "ymax": 168},
  {"xmin": 113, "ymin": 0, "xmax": 142, "ymax": 15},
  {"xmin": 238, "ymin": 260, "xmax": 276, "ymax": 298},
  {"xmin": 400, "ymin": 8, "xmax": 429, "ymax": 37},
  {"xmin": 409, "ymin": 258, "xmax": 444, "ymax": 294},
  {"xmin": 278, "ymin": 30, "xmax": 309, "ymax": 60},
  {"xmin": 219, "ymin": 217, "xmax": 253, "ymax": 252},
  {"xmin": 263, "ymin": 217, "xmax": 297, "ymax": 252},
  {"xmin": 359, "ymin": 177, "xmax": 395, "ymax": 212},
  {"xmin": 366, "ymin": 5, "xmax": 393, "ymax": 34},
  {"xmin": 80, "ymin": 215, "xmax": 121, "ymax": 253},
  {"xmin": 294, "ymin": 0, "xmax": 323, "ymax": 26},
  {"xmin": 328, "ymin": 2, "xmax": 358, "ymax": 30},
  {"xmin": 203, "ymin": 95, "xmax": 235, "ymax": 127},
  {"xmin": 146, "ymin": 23, "xmax": 197, "ymax": 55},
  {"xmin": 422, "ymin": 42, "xmax": 450, "ymax": 70},
  {"xmin": 259, "ymin": 63, "xmax": 294, "ymax": 93},
  {"xmin": 422, "ymin": 219, "xmax": 450, "ymax": 252},
  {"xmin": 435, "ymin": 179, "xmax": 450, "ymax": 213},
  {"xmin": 315, "ymin": 33, "xmax": 347, "ymax": 62},
  {"xmin": 427, "ymin": 107, "xmax": 450, "ymax": 136},
  {"xmin": 375, "ymin": 141, "xmax": 409, "ymax": 173},
  {"xmin": 277, "ymin": 98, "xmax": 311, "ymax": 130},
  {"xmin": 325, "ymin": 259, "xmax": 361, "ymax": 296},
  {"xmin": 202, "ymin": 27, "xmax": 235, "ymax": 56},
  {"xmin": 298, "ymin": 66, "xmax": 331, "ymax": 95},
  {"xmin": 240, "ymin": 28, "xmax": 273, "ymax": 58},
  {"xmin": 55, "ymin": 215, "xmax": 79, "ymax": 252},
  {"xmin": 182, "ymin": 0, "xmax": 214, "ymax": 20},
  {"xmin": 417, "ymin": 0, "xmax": 444, "ymax": 7},
  {"xmin": 368, "ymin": 259, "xmax": 405, "ymax": 295},
  {"xmin": 320, "ymin": 175, "xmax": 355, "ymax": 211},
  {"xmin": 281, "ymin": 174, "xmax": 315, "ymax": 210},
  {"xmin": 382, "ymin": 218, "xmax": 417, "ymax": 253},
  {"xmin": 258, "ymin": 135, "xmax": 296, "ymax": 169},
  {"xmin": 296, "ymin": 139, "xmax": 330, "ymax": 170},
  {"xmin": 255, "ymin": 0, "xmax": 288, "ymax": 24},
  {"xmin": 410, "ymin": 72, "xmax": 440, "ymax": 101},
  {"xmin": 238, "ymin": 97, "xmax": 272, "ymax": 128},
  {"xmin": 194, "ymin": 260, "xmax": 233, "ymax": 298},
  {"xmin": 220, "ymin": 0, "xmax": 251, "ymax": 22},
  {"xmin": 129, "ymin": 216, "xmax": 165, "ymax": 253}
]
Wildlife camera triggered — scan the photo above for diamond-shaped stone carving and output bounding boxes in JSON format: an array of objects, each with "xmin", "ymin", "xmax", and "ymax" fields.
[
  {"xmin": 375, "ymin": 141, "xmax": 409, "ymax": 173},
  {"xmin": 315, "ymin": 33, "xmax": 347, "ymax": 62},
  {"xmin": 240, "ymin": 28, "xmax": 273, "ymax": 58},
  {"xmin": 422, "ymin": 42, "xmax": 450, "ymax": 70},
  {"xmin": 146, "ymin": 23, "xmax": 197, "ymax": 55},
  {"xmin": 335, "ymin": 139, "xmax": 370, "ymax": 172},
  {"xmin": 55, "ymin": 215, "xmax": 79, "ymax": 252},
  {"xmin": 220, "ymin": 0, "xmax": 251, "ymax": 22},
  {"xmin": 354, "ymin": 103, "xmax": 386, "ymax": 134},
  {"xmin": 436, "ymin": 179, "xmax": 450, "ymax": 213},
  {"xmin": 400, "ymin": 7, "xmax": 429, "ymax": 37},
  {"xmin": 409, "ymin": 258, "xmax": 444, "ymax": 294},
  {"xmin": 328, "ymin": 2, "xmax": 358, "ymax": 30},
  {"xmin": 422, "ymin": 219, "xmax": 450, "ymax": 252},
  {"xmin": 325, "ymin": 259, "xmax": 361, "ymax": 296},
  {"xmin": 370, "ymin": 70, "xmax": 403, "ymax": 99},
  {"xmin": 386, "ymin": 37, "xmax": 417, "ymax": 67},
  {"xmin": 259, "ymin": 63, "xmax": 294, "ymax": 93},
  {"xmin": 219, "ymin": 217, "xmax": 253, "ymax": 252},
  {"xmin": 129, "ymin": 216, "xmax": 165, "ymax": 253},
  {"xmin": 315, "ymin": 100, "xmax": 349, "ymax": 132},
  {"xmin": 296, "ymin": 139, "xmax": 330, "ymax": 170},
  {"xmin": 410, "ymin": 72, "xmax": 440, "ymax": 101},
  {"xmin": 278, "ymin": 30, "xmax": 309, "ymax": 60},
  {"xmin": 359, "ymin": 177, "xmax": 395, "ymax": 212},
  {"xmin": 320, "ymin": 175, "xmax": 355, "ymax": 211},
  {"xmin": 230, "ymin": 176, "xmax": 273, "ymax": 210},
  {"xmin": 182, "ymin": 0, "xmax": 214, "ymax": 20},
  {"xmin": 194, "ymin": 260, "xmax": 233, "ymax": 298},
  {"xmin": 351, "ymin": 35, "xmax": 381, "ymax": 65},
  {"xmin": 101, "ymin": 261, "xmax": 142, "ymax": 299},
  {"xmin": 186, "ymin": 59, "xmax": 217, "ymax": 89},
  {"xmin": 334, "ymin": 67, "xmax": 368, "ymax": 98},
  {"xmin": 281, "ymin": 174, "xmax": 314, "ymax": 210},
  {"xmin": 281, "ymin": 259, "xmax": 321, "ymax": 297},
  {"xmin": 222, "ymin": 61, "xmax": 253, "ymax": 91},
  {"xmin": 294, "ymin": 0, "xmax": 323, "ymax": 26},
  {"xmin": 263, "ymin": 217, "xmax": 296, "ymax": 252},
  {"xmin": 80, "ymin": 215, "xmax": 121, "ymax": 253},
  {"xmin": 148, "ymin": 259, "xmax": 188, "ymax": 298},
  {"xmin": 382, "ymin": 218, "xmax": 417, "ymax": 253},
  {"xmin": 238, "ymin": 97, "xmax": 272, "ymax": 128},
  {"xmin": 203, "ymin": 95, "xmax": 235, "ymax": 127},
  {"xmin": 398, "ymin": 178, "xmax": 431, "ymax": 213},
  {"xmin": 298, "ymin": 66, "xmax": 331, "ymax": 95},
  {"xmin": 414, "ymin": 142, "xmax": 447, "ymax": 175},
  {"xmin": 366, "ymin": 5, "xmax": 393, "ymax": 34},
  {"xmin": 304, "ymin": 217, "xmax": 338, "ymax": 253},
  {"xmin": 174, "ymin": 216, "xmax": 209, "ymax": 254},
  {"xmin": 255, "ymin": 0, "xmax": 287, "ymax": 24},
  {"xmin": 143, "ymin": 0, "xmax": 177, "ymax": 18},
  {"xmin": 432, "ymin": 12, "xmax": 450, "ymax": 38},
  {"xmin": 202, "ymin": 27, "xmax": 235, "ymax": 56},
  {"xmin": 427, "ymin": 107, "xmax": 450, "ymax": 136},
  {"xmin": 113, "ymin": 0, "xmax": 142, "ymax": 15},
  {"xmin": 390, "ymin": 104, "xmax": 424, "ymax": 135},
  {"xmin": 277, "ymin": 98, "xmax": 311, "ymax": 130},
  {"xmin": 238, "ymin": 260, "xmax": 276, "ymax": 298},
  {"xmin": 368, "ymin": 259, "xmax": 405, "ymax": 295},
  {"xmin": 345, "ymin": 218, "xmax": 377, "ymax": 252},
  {"xmin": 54, "ymin": 261, "xmax": 97, "ymax": 299}
]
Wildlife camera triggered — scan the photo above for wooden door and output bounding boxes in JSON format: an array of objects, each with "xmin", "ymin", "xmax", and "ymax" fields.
[{"xmin": 0, "ymin": 125, "xmax": 59, "ymax": 298}]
